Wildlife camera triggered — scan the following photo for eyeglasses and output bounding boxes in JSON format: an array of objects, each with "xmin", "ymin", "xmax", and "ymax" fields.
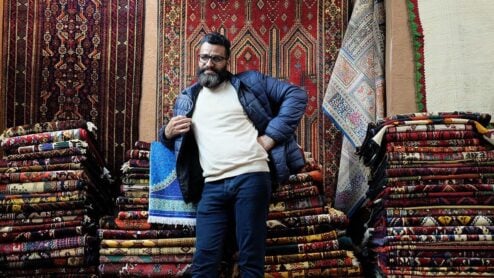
[{"xmin": 198, "ymin": 54, "xmax": 227, "ymax": 64}]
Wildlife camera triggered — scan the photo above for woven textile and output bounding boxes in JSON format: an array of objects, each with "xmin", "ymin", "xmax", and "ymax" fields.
[
  {"xmin": 0, "ymin": 235, "xmax": 96, "ymax": 253},
  {"xmin": 99, "ymin": 254, "xmax": 193, "ymax": 264},
  {"xmin": 147, "ymin": 141, "xmax": 196, "ymax": 226},
  {"xmin": 157, "ymin": 0, "xmax": 349, "ymax": 200},
  {"xmin": 2, "ymin": 1, "xmax": 145, "ymax": 174},
  {"xmin": 356, "ymin": 112, "xmax": 494, "ymax": 276},
  {"xmin": 99, "ymin": 247, "xmax": 195, "ymax": 256},
  {"xmin": 98, "ymin": 263, "xmax": 191, "ymax": 277},
  {"xmin": 323, "ymin": 0, "xmax": 385, "ymax": 146},
  {"xmin": 98, "ymin": 228, "xmax": 195, "ymax": 240},
  {"xmin": 322, "ymin": 0, "xmax": 385, "ymax": 215},
  {"xmin": 0, "ymin": 226, "xmax": 88, "ymax": 243},
  {"xmin": 100, "ymin": 238, "xmax": 195, "ymax": 248},
  {"xmin": 265, "ymin": 250, "xmax": 352, "ymax": 264},
  {"xmin": 1, "ymin": 266, "xmax": 98, "ymax": 277},
  {"xmin": 407, "ymin": 0, "xmax": 494, "ymax": 116}
]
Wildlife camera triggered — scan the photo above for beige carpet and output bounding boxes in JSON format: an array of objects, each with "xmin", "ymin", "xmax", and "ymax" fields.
[{"xmin": 412, "ymin": 0, "xmax": 494, "ymax": 118}]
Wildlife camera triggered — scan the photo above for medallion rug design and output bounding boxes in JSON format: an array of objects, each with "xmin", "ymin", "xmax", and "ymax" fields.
[{"xmin": 157, "ymin": 0, "xmax": 348, "ymax": 202}]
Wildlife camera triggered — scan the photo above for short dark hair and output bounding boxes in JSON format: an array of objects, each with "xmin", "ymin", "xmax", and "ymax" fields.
[{"xmin": 200, "ymin": 32, "xmax": 231, "ymax": 58}]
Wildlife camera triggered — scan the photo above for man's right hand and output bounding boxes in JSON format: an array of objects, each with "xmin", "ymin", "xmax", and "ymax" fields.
[{"xmin": 164, "ymin": 115, "xmax": 192, "ymax": 139}]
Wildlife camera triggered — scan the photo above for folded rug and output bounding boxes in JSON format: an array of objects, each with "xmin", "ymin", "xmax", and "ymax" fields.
[{"xmin": 148, "ymin": 141, "xmax": 196, "ymax": 225}]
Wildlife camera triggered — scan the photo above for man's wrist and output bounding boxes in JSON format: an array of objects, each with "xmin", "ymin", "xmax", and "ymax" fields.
[
  {"xmin": 164, "ymin": 127, "xmax": 172, "ymax": 140},
  {"xmin": 260, "ymin": 135, "xmax": 275, "ymax": 150}
]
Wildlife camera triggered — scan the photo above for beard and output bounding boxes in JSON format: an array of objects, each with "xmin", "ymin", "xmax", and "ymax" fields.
[{"xmin": 197, "ymin": 67, "xmax": 230, "ymax": 89}]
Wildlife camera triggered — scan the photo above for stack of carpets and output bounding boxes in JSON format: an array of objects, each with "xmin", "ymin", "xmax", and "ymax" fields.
[
  {"xmin": 264, "ymin": 153, "xmax": 363, "ymax": 277},
  {"xmin": 0, "ymin": 120, "xmax": 113, "ymax": 277},
  {"xmin": 97, "ymin": 141, "xmax": 196, "ymax": 277},
  {"xmin": 356, "ymin": 112, "xmax": 494, "ymax": 277},
  {"xmin": 115, "ymin": 141, "xmax": 152, "ymax": 214}
]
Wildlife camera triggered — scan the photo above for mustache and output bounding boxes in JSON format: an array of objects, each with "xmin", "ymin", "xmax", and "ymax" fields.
[{"xmin": 198, "ymin": 67, "xmax": 218, "ymax": 75}]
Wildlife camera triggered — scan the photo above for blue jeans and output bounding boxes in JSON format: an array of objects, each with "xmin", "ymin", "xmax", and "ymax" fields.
[{"xmin": 191, "ymin": 172, "xmax": 272, "ymax": 278}]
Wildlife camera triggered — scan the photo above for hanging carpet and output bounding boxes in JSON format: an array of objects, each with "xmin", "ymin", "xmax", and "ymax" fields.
[
  {"xmin": 407, "ymin": 0, "xmax": 494, "ymax": 116},
  {"xmin": 157, "ymin": 0, "xmax": 349, "ymax": 202},
  {"xmin": 2, "ymin": 0, "xmax": 145, "ymax": 174}
]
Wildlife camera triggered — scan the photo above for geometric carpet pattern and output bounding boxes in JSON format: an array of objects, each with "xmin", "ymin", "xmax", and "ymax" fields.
[
  {"xmin": 1, "ymin": 0, "xmax": 145, "ymax": 174},
  {"xmin": 157, "ymin": 0, "xmax": 349, "ymax": 202}
]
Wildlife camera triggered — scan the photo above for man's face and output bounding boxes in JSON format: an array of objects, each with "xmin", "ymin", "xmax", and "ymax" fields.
[{"xmin": 197, "ymin": 42, "xmax": 229, "ymax": 89}]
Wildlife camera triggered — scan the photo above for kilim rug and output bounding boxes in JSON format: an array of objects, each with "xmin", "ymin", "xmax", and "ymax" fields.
[
  {"xmin": 1, "ymin": 0, "xmax": 145, "ymax": 174},
  {"xmin": 157, "ymin": 0, "xmax": 349, "ymax": 203},
  {"xmin": 407, "ymin": 0, "xmax": 494, "ymax": 116}
]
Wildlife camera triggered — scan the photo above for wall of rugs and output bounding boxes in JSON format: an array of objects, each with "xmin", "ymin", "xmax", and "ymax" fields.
[{"xmin": 2, "ymin": 1, "xmax": 494, "ymax": 278}]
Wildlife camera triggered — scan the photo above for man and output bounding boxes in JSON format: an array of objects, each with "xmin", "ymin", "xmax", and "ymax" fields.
[{"xmin": 159, "ymin": 32, "xmax": 307, "ymax": 277}]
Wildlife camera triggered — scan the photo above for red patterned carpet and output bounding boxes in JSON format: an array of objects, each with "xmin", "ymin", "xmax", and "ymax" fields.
[
  {"xmin": 2, "ymin": 0, "xmax": 144, "ymax": 174},
  {"xmin": 157, "ymin": 0, "xmax": 348, "ymax": 202}
]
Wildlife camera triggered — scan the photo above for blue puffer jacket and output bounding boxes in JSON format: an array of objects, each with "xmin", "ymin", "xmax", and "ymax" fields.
[{"xmin": 159, "ymin": 70, "xmax": 308, "ymax": 203}]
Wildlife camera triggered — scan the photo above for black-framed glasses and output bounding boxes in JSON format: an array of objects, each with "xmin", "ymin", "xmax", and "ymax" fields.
[{"xmin": 198, "ymin": 54, "xmax": 226, "ymax": 64}]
